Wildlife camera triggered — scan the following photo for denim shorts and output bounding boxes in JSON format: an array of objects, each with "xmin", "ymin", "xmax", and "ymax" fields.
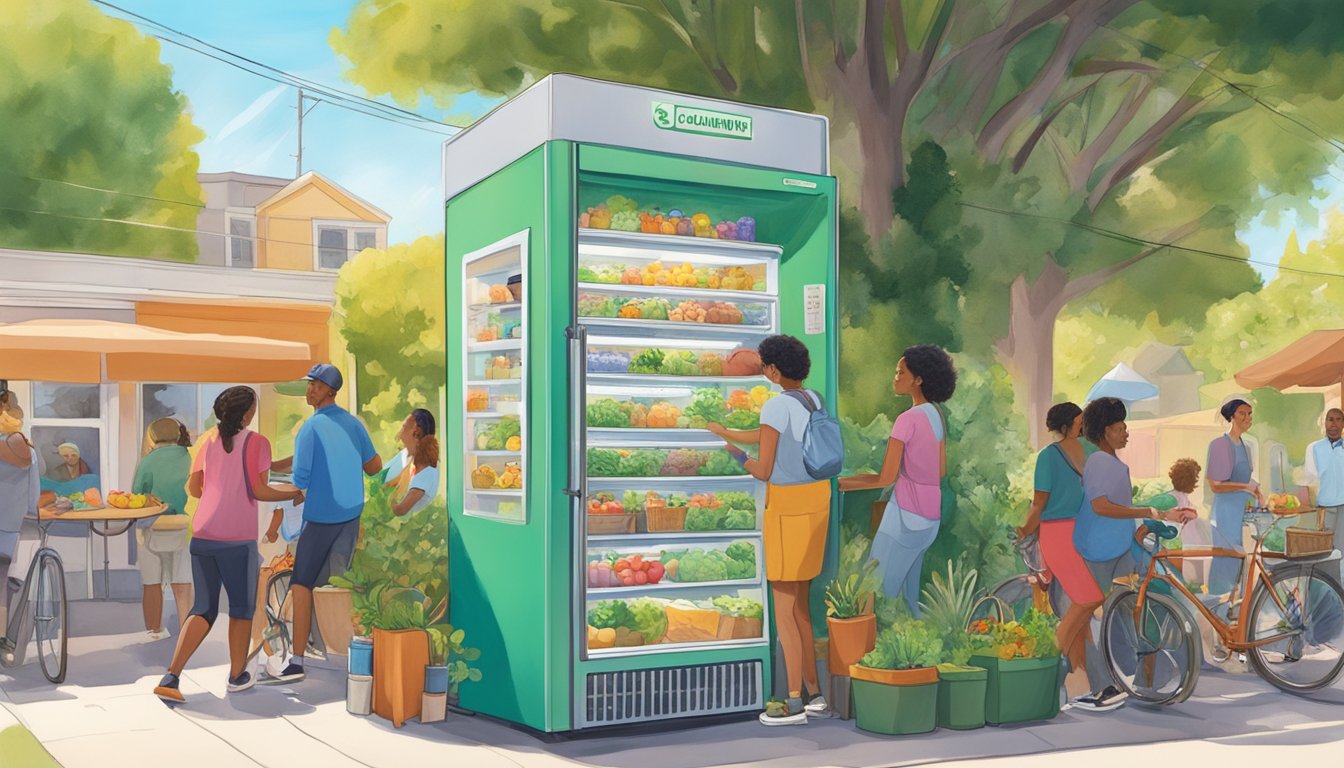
[
  {"xmin": 292, "ymin": 518, "xmax": 360, "ymax": 589},
  {"xmin": 189, "ymin": 538, "xmax": 258, "ymax": 623}
]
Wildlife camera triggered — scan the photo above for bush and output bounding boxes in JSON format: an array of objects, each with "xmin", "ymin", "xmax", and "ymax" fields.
[{"xmin": 861, "ymin": 619, "xmax": 943, "ymax": 670}]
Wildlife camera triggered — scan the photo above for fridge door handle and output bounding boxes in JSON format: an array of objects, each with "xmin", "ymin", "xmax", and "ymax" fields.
[{"xmin": 565, "ymin": 324, "xmax": 588, "ymax": 500}]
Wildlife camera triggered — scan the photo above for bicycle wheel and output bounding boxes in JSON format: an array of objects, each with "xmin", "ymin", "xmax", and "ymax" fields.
[
  {"xmin": 262, "ymin": 570, "xmax": 293, "ymax": 661},
  {"xmin": 1246, "ymin": 569, "xmax": 1344, "ymax": 692},
  {"xmin": 34, "ymin": 552, "xmax": 67, "ymax": 684},
  {"xmin": 971, "ymin": 576, "xmax": 1034, "ymax": 623},
  {"xmin": 1099, "ymin": 588, "xmax": 1200, "ymax": 705}
]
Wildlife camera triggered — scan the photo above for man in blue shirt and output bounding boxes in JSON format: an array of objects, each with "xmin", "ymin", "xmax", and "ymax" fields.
[
  {"xmin": 271, "ymin": 364, "xmax": 381, "ymax": 682},
  {"xmin": 1302, "ymin": 408, "xmax": 1344, "ymax": 583}
]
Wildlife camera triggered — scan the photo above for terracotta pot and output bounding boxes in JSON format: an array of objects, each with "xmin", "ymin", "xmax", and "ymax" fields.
[
  {"xmin": 313, "ymin": 586, "xmax": 357, "ymax": 655},
  {"xmin": 827, "ymin": 613, "xmax": 877, "ymax": 672},
  {"xmin": 849, "ymin": 663, "xmax": 939, "ymax": 685},
  {"xmin": 373, "ymin": 628, "xmax": 430, "ymax": 727}
]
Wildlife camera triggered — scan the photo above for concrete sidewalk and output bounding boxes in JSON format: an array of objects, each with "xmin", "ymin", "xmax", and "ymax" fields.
[{"xmin": 2, "ymin": 600, "xmax": 1343, "ymax": 768}]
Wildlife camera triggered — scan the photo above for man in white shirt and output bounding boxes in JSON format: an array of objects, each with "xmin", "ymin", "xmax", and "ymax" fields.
[{"xmin": 1301, "ymin": 408, "xmax": 1344, "ymax": 581}]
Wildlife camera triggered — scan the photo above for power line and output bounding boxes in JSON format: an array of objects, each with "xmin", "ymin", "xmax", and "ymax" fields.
[
  {"xmin": 90, "ymin": 0, "xmax": 466, "ymax": 138},
  {"xmin": 958, "ymin": 200, "xmax": 1344, "ymax": 280}
]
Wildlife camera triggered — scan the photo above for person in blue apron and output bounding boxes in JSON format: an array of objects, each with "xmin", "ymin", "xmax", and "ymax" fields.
[{"xmin": 1206, "ymin": 398, "xmax": 1262, "ymax": 597}]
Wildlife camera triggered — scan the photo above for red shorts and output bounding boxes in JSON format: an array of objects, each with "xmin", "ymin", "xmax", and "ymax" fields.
[{"xmin": 1039, "ymin": 519, "xmax": 1102, "ymax": 605}]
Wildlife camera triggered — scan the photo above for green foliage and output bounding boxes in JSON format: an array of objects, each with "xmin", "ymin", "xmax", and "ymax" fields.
[
  {"xmin": 968, "ymin": 608, "xmax": 1060, "ymax": 660},
  {"xmin": 917, "ymin": 559, "xmax": 983, "ymax": 645},
  {"xmin": 841, "ymin": 414, "xmax": 893, "ymax": 474},
  {"xmin": 825, "ymin": 558, "xmax": 878, "ymax": 620},
  {"xmin": 335, "ymin": 235, "xmax": 446, "ymax": 445},
  {"xmin": 861, "ymin": 620, "xmax": 943, "ymax": 671},
  {"xmin": 1, "ymin": 0, "xmax": 204, "ymax": 258},
  {"xmin": 426, "ymin": 625, "xmax": 483, "ymax": 695},
  {"xmin": 587, "ymin": 600, "xmax": 635, "ymax": 630},
  {"xmin": 712, "ymin": 596, "xmax": 764, "ymax": 620}
]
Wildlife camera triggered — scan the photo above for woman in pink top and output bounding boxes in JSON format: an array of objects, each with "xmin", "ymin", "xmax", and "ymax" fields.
[
  {"xmin": 840, "ymin": 346, "xmax": 957, "ymax": 614},
  {"xmin": 154, "ymin": 387, "xmax": 302, "ymax": 704}
]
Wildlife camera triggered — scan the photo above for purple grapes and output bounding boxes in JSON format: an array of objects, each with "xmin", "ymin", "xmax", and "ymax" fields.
[
  {"xmin": 586, "ymin": 350, "xmax": 630, "ymax": 373},
  {"xmin": 735, "ymin": 217, "xmax": 756, "ymax": 242}
]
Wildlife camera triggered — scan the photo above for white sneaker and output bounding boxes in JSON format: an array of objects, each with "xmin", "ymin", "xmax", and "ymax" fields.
[
  {"xmin": 147, "ymin": 628, "xmax": 171, "ymax": 641},
  {"xmin": 1071, "ymin": 686, "xmax": 1128, "ymax": 712},
  {"xmin": 759, "ymin": 698, "xmax": 808, "ymax": 726},
  {"xmin": 804, "ymin": 695, "xmax": 832, "ymax": 718}
]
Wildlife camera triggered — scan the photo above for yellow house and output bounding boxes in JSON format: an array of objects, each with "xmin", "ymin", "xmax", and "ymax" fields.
[{"xmin": 255, "ymin": 171, "xmax": 390, "ymax": 271}]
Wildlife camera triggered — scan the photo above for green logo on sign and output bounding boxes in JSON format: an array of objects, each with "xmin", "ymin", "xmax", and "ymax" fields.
[{"xmin": 651, "ymin": 101, "xmax": 752, "ymax": 140}]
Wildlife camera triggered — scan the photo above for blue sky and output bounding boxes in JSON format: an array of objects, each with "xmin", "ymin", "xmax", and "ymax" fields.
[
  {"xmin": 110, "ymin": 0, "xmax": 1342, "ymax": 269},
  {"xmin": 111, "ymin": 0, "xmax": 499, "ymax": 244}
]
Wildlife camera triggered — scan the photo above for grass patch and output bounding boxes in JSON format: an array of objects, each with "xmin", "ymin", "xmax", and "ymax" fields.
[{"xmin": 0, "ymin": 724, "xmax": 60, "ymax": 767}]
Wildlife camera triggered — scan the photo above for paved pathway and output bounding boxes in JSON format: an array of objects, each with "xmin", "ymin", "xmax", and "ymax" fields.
[{"xmin": 1, "ymin": 600, "xmax": 1342, "ymax": 767}]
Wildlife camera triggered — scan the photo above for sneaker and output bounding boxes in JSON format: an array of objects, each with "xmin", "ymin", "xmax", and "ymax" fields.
[
  {"xmin": 154, "ymin": 673, "xmax": 185, "ymax": 704},
  {"xmin": 226, "ymin": 671, "xmax": 254, "ymax": 693},
  {"xmin": 1072, "ymin": 685, "xmax": 1128, "ymax": 712},
  {"xmin": 269, "ymin": 661, "xmax": 305, "ymax": 683},
  {"xmin": 146, "ymin": 628, "xmax": 171, "ymax": 641},
  {"xmin": 803, "ymin": 695, "xmax": 831, "ymax": 718},
  {"xmin": 759, "ymin": 697, "xmax": 807, "ymax": 726}
]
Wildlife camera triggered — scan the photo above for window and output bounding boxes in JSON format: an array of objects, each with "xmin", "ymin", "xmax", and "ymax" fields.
[
  {"xmin": 29, "ymin": 383, "xmax": 108, "ymax": 494},
  {"xmin": 314, "ymin": 222, "xmax": 383, "ymax": 271},
  {"xmin": 139, "ymin": 383, "xmax": 253, "ymax": 446},
  {"xmin": 228, "ymin": 215, "xmax": 255, "ymax": 268}
]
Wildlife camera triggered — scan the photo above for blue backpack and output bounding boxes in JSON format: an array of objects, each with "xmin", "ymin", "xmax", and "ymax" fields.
[{"xmin": 782, "ymin": 389, "xmax": 844, "ymax": 480}]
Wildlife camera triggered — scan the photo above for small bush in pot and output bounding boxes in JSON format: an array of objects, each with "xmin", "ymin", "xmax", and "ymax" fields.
[
  {"xmin": 967, "ymin": 608, "xmax": 1062, "ymax": 725},
  {"xmin": 850, "ymin": 619, "xmax": 942, "ymax": 735},
  {"xmin": 825, "ymin": 557, "xmax": 879, "ymax": 673}
]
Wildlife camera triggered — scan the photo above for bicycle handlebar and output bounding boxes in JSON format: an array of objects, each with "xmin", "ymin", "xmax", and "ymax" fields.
[{"xmin": 1146, "ymin": 521, "xmax": 1179, "ymax": 541}]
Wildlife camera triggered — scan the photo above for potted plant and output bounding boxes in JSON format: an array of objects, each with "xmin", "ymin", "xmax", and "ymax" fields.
[
  {"xmin": 368, "ymin": 587, "xmax": 443, "ymax": 728},
  {"xmin": 850, "ymin": 618, "xmax": 942, "ymax": 735},
  {"xmin": 967, "ymin": 608, "xmax": 1062, "ymax": 725},
  {"xmin": 825, "ymin": 558, "xmax": 879, "ymax": 673},
  {"xmin": 422, "ymin": 623, "xmax": 482, "ymax": 723},
  {"xmin": 918, "ymin": 560, "xmax": 987, "ymax": 730}
]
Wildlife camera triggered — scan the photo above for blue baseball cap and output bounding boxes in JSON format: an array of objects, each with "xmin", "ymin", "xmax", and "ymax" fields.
[{"xmin": 305, "ymin": 363, "xmax": 344, "ymax": 391}]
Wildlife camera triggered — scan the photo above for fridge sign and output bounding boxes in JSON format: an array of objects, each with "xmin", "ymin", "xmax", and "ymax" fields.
[{"xmin": 652, "ymin": 101, "xmax": 753, "ymax": 140}]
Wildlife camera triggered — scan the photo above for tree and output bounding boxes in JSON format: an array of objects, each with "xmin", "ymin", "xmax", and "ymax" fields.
[
  {"xmin": 335, "ymin": 235, "xmax": 447, "ymax": 443},
  {"xmin": 0, "ymin": 0, "xmax": 204, "ymax": 259}
]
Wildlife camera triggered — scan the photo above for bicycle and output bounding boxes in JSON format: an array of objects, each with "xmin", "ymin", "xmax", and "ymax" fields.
[
  {"xmin": 1098, "ymin": 508, "xmax": 1344, "ymax": 705},
  {"xmin": 1, "ymin": 524, "xmax": 68, "ymax": 683},
  {"xmin": 971, "ymin": 533, "xmax": 1070, "ymax": 623},
  {"xmin": 245, "ymin": 568, "xmax": 296, "ymax": 673}
]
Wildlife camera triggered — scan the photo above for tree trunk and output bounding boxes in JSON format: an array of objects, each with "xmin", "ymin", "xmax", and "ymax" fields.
[
  {"xmin": 855, "ymin": 100, "xmax": 901, "ymax": 243},
  {"xmin": 996, "ymin": 257, "xmax": 1072, "ymax": 448}
]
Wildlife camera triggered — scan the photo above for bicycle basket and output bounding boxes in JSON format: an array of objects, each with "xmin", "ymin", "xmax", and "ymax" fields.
[{"xmin": 1285, "ymin": 508, "xmax": 1334, "ymax": 559}]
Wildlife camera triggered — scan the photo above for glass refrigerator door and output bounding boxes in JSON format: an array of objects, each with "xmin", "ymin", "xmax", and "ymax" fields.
[
  {"xmin": 463, "ymin": 237, "xmax": 526, "ymax": 523},
  {"xmin": 577, "ymin": 228, "xmax": 780, "ymax": 657}
]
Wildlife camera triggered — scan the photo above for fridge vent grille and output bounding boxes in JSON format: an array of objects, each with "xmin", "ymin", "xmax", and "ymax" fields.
[{"xmin": 583, "ymin": 660, "xmax": 762, "ymax": 727}]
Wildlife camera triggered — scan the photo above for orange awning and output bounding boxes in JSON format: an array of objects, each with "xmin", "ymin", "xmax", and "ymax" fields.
[
  {"xmin": 1235, "ymin": 330, "xmax": 1344, "ymax": 392},
  {"xmin": 0, "ymin": 319, "xmax": 312, "ymax": 383},
  {"xmin": 135, "ymin": 300, "xmax": 330, "ymax": 365}
]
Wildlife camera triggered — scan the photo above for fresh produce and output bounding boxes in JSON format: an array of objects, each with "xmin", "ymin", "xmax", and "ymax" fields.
[
  {"xmin": 712, "ymin": 596, "xmax": 764, "ymax": 619},
  {"xmin": 588, "ymin": 600, "xmax": 636, "ymax": 630},
  {"xmin": 698, "ymin": 449, "xmax": 747, "ymax": 476},
  {"xmin": 617, "ymin": 449, "xmax": 666, "ymax": 478},
  {"xmin": 617, "ymin": 301, "xmax": 642, "ymax": 319},
  {"xmin": 628, "ymin": 348, "xmax": 665, "ymax": 374},
  {"xmin": 660, "ymin": 449, "xmax": 707, "ymax": 476},
  {"xmin": 587, "ymin": 449, "xmax": 622, "ymax": 477},
  {"xmin": 588, "ymin": 561, "xmax": 619, "ymax": 588},
  {"xmin": 638, "ymin": 298, "xmax": 672, "ymax": 320},
  {"xmin": 578, "ymin": 294, "xmax": 618, "ymax": 318},
  {"xmin": 466, "ymin": 390, "xmax": 489, "ymax": 412},
  {"xmin": 736, "ymin": 216, "xmax": 757, "ymax": 241},
  {"xmin": 724, "ymin": 509, "xmax": 755, "ymax": 529},
  {"xmin": 471, "ymin": 465, "xmax": 497, "ymax": 489},
  {"xmin": 698, "ymin": 353, "xmax": 724, "ymax": 376},
  {"xmin": 586, "ymin": 349, "xmax": 631, "ymax": 373},
  {"xmin": 740, "ymin": 304, "xmax": 770, "ymax": 325},
  {"xmin": 506, "ymin": 435, "xmax": 522, "ymax": 452},
  {"xmin": 684, "ymin": 388, "xmax": 727, "ymax": 425},
  {"xmin": 685, "ymin": 506, "xmax": 726, "ymax": 531},
  {"xmin": 610, "ymin": 210, "xmax": 640, "ymax": 232},
  {"xmin": 587, "ymin": 398, "xmax": 632, "ymax": 428},
  {"xmin": 673, "ymin": 550, "xmax": 730, "ymax": 582},
  {"xmin": 629, "ymin": 598, "xmax": 669, "ymax": 643},
  {"xmin": 474, "ymin": 417, "xmax": 520, "ymax": 451},
  {"xmin": 602, "ymin": 552, "xmax": 664, "ymax": 587},
  {"xmin": 1267, "ymin": 493, "xmax": 1302, "ymax": 511},
  {"xmin": 586, "ymin": 493, "xmax": 626, "ymax": 516},
  {"xmin": 621, "ymin": 490, "xmax": 646, "ymax": 512},
  {"xmin": 723, "ymin": 409, "xmax": 760, "ymax": 430},
  {"xmin": 688, "ymin": 493, "xmax": 721, "ymax": 511},
  {"xmin": 588, "ymin": 625, "xmax": 616, "ymax": 648},
  {"xmin": 659, "ymin": 351, "xmax": 700, "ymax": 377},
  {"xmin": 665, "ymin": 600, "xmax": 721, "ymax": 642},
  {"xmin": 718, "ymin": 491, "xmax": 757, "ymax": 513},
  {"xmin": 496, "ymin": 462, "xmax": 523, "ymax": 489},
  {"xmin": 669, "ymin": 300, "xmax": 706, "ymax": 323},
  {"xmin": 645, "ymin": 402, "xmax": 683, "ymax": 428},
  {"xmin": 705, "ymin": 302, "xmax": 744, "ymax": 325},
  {"xmin": 606, "ymin": 195, "xmax": 638, "ymax": 213}
]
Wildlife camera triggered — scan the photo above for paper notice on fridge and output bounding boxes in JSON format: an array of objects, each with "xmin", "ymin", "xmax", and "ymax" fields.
[{"xmin": 804, "ymin": 284, "xmax": 825, "ymax": 334}]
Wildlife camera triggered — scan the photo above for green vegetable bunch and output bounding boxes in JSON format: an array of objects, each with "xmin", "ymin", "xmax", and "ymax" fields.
[
  {"xmin": 684, "ymin": 388, "xmax": 727, "ymax": 424},
  {"xmin": 724, "ymin": 509, "xmax": 755, "ymax": 529},
  {"xmin": 617, "ymin": 449, "xmax": 666, "ymax": 477},
  {"xmin": 699, "ymin": 450, "xmax": 747, "ymax": 476},
  {"xmin": 628, "ymin": 598, "xmax": 668, "ymax": 643},
  {"xmin": 718, "ymin": 492, "xmax": 756, "ymax": 513},
  {"xmin": 638, "ymin": 298, "xmax": 671, "ymax": 320},
  {"xmin": 628, "ymin": 349, "xmax": 665, "ymax": 374},
  {"xmin": 587, "ymin": 449, "xmax": 622, "ymax": 477},
  {"xmin": 712, "ymin": 596, "xmax": 764, "ymax": 619},
  {"xmin": 660, "ymin": 351, "xmax": 699, "ymax": 377},
  {"xmin": 588, "ymin": 599, "xmax": 636, "ymax": 630},
  {"xmin": 723, "ymin": 408, "xmax": 760, "ymax": 430},
  {"xmin": 587, "ymin": 398, "xmax": 631, "ymax": 428},
  {"xmin": 861, "ymin": 620, "xmax": 943, "ymax": 671},
  {"xmin": 685, "ymin": 507, "xmax": 725, "ymax": 531},
  {"xmin": 622, "ymin": 490, "xmax": 645, "ymax": 513}
]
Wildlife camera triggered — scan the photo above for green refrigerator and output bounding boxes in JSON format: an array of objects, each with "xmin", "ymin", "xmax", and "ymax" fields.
[{"xmin": 443, "ymin": 75, "xmax": 837, "ymax": 732}]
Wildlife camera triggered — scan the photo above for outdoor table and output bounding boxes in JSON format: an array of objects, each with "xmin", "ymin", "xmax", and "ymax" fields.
[{"xmin": 39, "ymin": 504, "xmax": 168, "ymax": 600}]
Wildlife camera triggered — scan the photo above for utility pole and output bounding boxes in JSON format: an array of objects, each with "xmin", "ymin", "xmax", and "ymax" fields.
[{"xmin": 294, "ymin": 88, "xmax": 322, "ymax": 178}]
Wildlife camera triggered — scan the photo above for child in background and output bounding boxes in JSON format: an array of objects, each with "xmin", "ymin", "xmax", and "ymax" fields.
[{"xmin": 1142, "ymin": 458, "xmax": 1205, "ymax": 587}]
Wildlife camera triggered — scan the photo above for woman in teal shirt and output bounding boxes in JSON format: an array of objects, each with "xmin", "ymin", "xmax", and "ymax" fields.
[
  {"xmin": 1018, "ymin": 402, "xmax": 1100, "ymax": 701},
  {"xmin": 132, "ymin": 419, "xmax": 193, "ymax": 640}
]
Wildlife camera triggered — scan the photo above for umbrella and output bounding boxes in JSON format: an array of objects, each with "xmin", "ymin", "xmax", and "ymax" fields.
[
  {"xmin": 1087, "ymin": 362, "xmax": 1159, "ymax": 404},
  {"xmin": 1235, "ymin": 329, "xmax": 1344, "ymax": 397},
  {"xmin": 0, "ymin": 318, "xmax": 313, "ymax": 383}
]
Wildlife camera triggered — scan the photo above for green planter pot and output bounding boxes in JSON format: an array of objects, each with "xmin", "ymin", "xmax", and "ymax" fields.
[
  {"xmin": 935, "ymin": 665, "xmax": 987, "ymax": 730},
  {"xmin": 970, "ymin": 655, "xmax": 1061, "ymax": 725},
  {"xmin": 850, "ymin": 666, "xmax": 939, "ymax": 736}
]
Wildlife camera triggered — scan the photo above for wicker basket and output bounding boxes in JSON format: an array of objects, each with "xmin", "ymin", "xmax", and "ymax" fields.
[
  {"xmin": 1285, "ymin": 508, "xmax": 1333, "ymax": 559},
  {"xmin": 648, "ymin": 505, "xmax": 687, "ymax": 532},
  {"xmin": 588, "ymin": 512, "xmax": 637, "ymax": 535}
]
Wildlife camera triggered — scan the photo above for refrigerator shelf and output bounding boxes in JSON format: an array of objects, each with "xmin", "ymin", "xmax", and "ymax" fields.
[
  {"xmin": 470, "ymin": 450, "xmax": 522, "ymax": 458},
  {"xmin": 466, "ymin": 378, "xmax": 522, "ymax": 387},
  {"xmin": 578, "ymin": 229, "xmax": 783, "ymax": 259},
  {"xmin": 588, "ymin": 531, "xmax": 762, "ymax": 544},
  {"xmin": 466, "ymin": 410, "xmax": 522, "ymax": 419},
  {"xmin": 579, "ymin": 317, "xmax": 773, "ymax": 337},
  {"xmin": 585, "ymin": 577, "xmax": 759, "ymax": 597},
  {"xmin": 467, "ymin": 300, "xmax": 522, "ymax": 313},
  {"xmin": 466, "ymin": 488, "xmax": 524, "ymax": 497},
  {"xmin": 587, "ymin": 427, "xmax": 723, "ymax": 442},
  {"xmin": 587, "ymin": 373, "xmax": 765, "ymax": 387},
  {"xmin": 577, "ymin": 282, "xmax": 776, "ymax": 305},
  {"xmin": 469, "ymin": 339, "xmax": 524, "ymax": 352},
  {"xmin": 587, "ymin": 476, "xmax": 757, "ymax": 488},
  {"xmin": 585, "ymin": 637, "xmax": 768, "ymax": 659}
]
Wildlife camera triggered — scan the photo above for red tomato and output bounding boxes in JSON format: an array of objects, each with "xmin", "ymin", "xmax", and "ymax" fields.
[
  {"xmin": 647, "ymin": 562, "xmax": 665, "ymax": 583},
  {"xmin": 613, "ymin": 558, "xmax": 631, "ymax": 572},
  {"xmin": 634, "ymin": 571, "xmax": 648, "ymax": 585}
]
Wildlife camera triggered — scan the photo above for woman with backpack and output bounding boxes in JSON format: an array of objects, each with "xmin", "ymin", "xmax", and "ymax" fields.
[
  {"xmin": 706, "ymin": 334, "xmax": 831, "ymax": 726},
  {"xmin": 840, "ymin": 345, "xmax": 957, "ymax": 616}
]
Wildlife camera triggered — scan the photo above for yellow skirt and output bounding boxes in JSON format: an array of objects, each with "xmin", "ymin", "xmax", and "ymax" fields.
[{"xmin": 763, "ymin": 480, "xmax": 831, "ymax": 582}]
